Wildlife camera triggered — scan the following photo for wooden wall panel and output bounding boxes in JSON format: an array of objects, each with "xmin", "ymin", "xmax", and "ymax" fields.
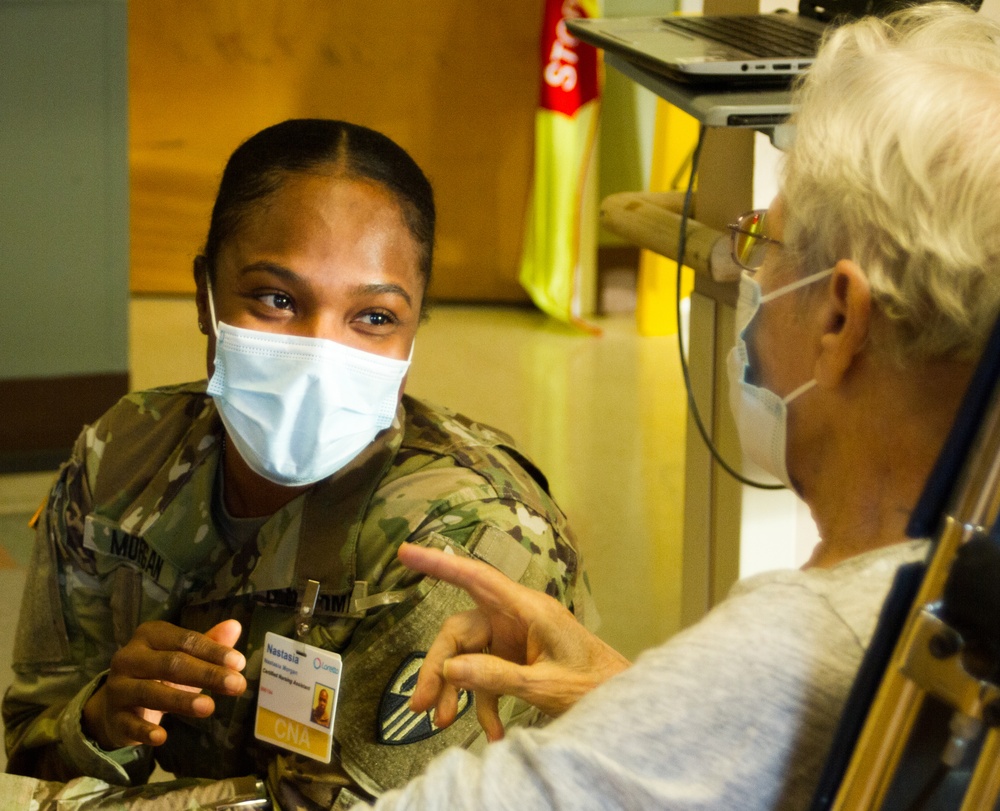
[{"xmin": 129, "ymin": 0, "xmax": 543, "ymax": 301}]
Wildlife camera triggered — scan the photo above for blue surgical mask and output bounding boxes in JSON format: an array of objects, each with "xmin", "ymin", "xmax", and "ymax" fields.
[
  {"xmin": 204, "ymin": 283, "xmax": 411, "ymax": 487},
  {"xmin": 726, "ymin": 268, "xmax": 833, "ymax": 489}
]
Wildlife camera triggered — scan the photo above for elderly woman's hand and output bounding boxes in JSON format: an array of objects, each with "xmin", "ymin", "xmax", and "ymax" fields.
[{"xmin": 399, "ymin": 542, "xmax": 630, "ymax": 742}]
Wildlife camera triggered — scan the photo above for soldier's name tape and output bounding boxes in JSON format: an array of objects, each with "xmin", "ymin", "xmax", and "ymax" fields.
[
  {"xmin": 83, "ymin": 515, "xmax": 412, "ymax": 619},
  {"xmin": 83, "ymin": 517, "xmax": 178, "ymax": 592}
]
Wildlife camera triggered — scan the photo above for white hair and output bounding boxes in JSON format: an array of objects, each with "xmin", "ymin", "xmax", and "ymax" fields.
[{"xmin": 782, "ymin": 2, "xmax": 1000, "ymax": 364}]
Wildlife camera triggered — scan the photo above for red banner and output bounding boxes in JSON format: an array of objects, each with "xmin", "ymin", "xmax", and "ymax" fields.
[{"xmin": 538, "ymin": 0, "xmax": 599, "ymax": 116}]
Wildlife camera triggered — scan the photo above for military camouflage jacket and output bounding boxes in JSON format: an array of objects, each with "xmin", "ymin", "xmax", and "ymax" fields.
[{"xmin": 3, "ymin": 383, "xmax": 592, "ymax": 809}]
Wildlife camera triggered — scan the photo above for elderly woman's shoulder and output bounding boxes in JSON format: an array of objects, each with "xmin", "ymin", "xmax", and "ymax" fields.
[{"xmin": 719, "ymin": 540, "xmax": 930, "ymax": 653}]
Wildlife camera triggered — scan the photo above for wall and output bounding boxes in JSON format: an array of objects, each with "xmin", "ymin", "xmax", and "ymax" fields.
[
  {"xmin": 0, "ymin": 0, "xmax": 130, "ymax": 471},
  {"xmin": 129, "ymin": 1, "xmax": 678, "ymax": 301},
  {"xmin": 128, "ymin": 0, "xmax": 545, "ymax": 303}
]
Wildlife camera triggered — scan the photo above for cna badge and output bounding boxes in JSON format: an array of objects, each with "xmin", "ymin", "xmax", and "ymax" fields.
[
  {"xmin": 255, "ymin": 632, "xmax": 342, "ymax": 763},
  {"xmin": 378, "ymin": 652, "xmax": 472, "ymax": 745}
]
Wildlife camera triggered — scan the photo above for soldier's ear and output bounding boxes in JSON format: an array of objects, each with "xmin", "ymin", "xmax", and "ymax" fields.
[{"xmin": 194, "ymin": 256, "xmax": 210, "ymax": 335}]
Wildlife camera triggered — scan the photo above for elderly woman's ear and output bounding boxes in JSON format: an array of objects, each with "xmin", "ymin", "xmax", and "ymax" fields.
[{"xmin": 814, "ymin": 260, "xmax": 872, "ymax": 389}]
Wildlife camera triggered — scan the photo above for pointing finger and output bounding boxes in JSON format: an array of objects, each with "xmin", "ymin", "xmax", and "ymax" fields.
[
  {"xmin": 411, "ymin": 610, "xmax": 490, "ymax": 713},
  {"xmin": 397, "ymin": 543, "xmax": 532, "ymax": 614}
]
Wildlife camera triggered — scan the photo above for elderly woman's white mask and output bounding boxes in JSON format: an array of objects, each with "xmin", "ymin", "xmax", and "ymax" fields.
[{"xmin": 726, "ymin": 267, "xmax": 833, "ymax": 489}]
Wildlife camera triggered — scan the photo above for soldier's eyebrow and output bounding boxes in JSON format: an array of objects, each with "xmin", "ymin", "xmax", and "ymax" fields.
[
  {"xmin": 238, "ymin": 262, "xmax": 300, "ymax": 283},
  {"xmin": 348, "ymin": 282, "xmax": 412, "ymax": 306}
]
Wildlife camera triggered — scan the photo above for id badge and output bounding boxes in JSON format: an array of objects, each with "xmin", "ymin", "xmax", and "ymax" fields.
[{"xmin": 255, "ymin": 631, "xmax": 342, "ymax": 763}]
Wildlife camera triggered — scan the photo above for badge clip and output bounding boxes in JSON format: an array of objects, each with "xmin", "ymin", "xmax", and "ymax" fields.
[
  {"xmin": 350, "ymin": 580, "xmax": 411, "ymax": 613},
  {"xmin": 295, "ymin": 579, "xmax": 321, "ymax": 645}
]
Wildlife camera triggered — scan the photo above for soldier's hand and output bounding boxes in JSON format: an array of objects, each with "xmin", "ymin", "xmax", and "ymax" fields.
[
  {"xmin": 82, "ymin": 619, "xmax": 246, "ymax": 750},
  {"xmin": 398, "ymin": 542, "xmax": 630, "ymax": 742}
]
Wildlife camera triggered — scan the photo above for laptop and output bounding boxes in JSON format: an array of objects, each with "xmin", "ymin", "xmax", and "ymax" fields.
[{"xmin": 566, "ymin": 0, "xmax": 982, "ymax": 85}]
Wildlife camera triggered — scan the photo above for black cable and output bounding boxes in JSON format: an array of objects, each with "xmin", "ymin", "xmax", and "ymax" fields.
[{"xmin": 674, "ymin": 124, "xmax": 785, "ymax": 490}]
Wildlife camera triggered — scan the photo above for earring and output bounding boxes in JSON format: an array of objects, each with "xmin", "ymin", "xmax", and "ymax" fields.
[{"xmin": 198, "ymin": 320, "xmax": 205, "ymax": 332}]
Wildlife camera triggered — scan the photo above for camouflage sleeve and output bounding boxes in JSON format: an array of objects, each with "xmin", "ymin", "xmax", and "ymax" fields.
[
  {"xmin": 416, "ymin": 495, "xmax": 585, "ymax": 608},
  {"xmin": 357, "ymin": 460, "xmax": 596, "ymax": 626},
  {"xmin": 297, "ymin": 458, "xmax": 595, "ymax": 802},
  {"xmin": 2, "ymin": 428, "xmax": 152, "ymax": 785},
  {"xmin": 0, "ymin": 772, "xmax": 266, "ymax": 810}
]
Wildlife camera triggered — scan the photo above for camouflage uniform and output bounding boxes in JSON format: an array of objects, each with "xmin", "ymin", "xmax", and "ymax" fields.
[
  {"xmin": 3, "ymin": 383, "xmax": 593, "ymax": 810},
  {"xmin": 0, "ymin": 772, "xmax": 269, "ymax": 810}
]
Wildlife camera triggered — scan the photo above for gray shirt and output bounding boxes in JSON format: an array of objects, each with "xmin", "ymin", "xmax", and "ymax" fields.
[{"xmin": 367, "ymin": 540, "xmax": 928, "ymax": 811}]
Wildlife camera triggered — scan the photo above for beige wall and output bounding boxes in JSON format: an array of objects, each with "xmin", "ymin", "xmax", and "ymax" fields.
[{"xmin": 129, "ymin": 0, "xmax": 544, "ymax": 302}]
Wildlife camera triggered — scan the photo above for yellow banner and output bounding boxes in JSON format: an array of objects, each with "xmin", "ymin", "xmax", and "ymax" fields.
[{"xmin": 519, "ymin": 0, "xmax": 602, "ymax": 332}]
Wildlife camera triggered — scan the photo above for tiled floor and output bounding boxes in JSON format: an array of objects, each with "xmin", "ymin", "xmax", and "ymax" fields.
[{"xmin": 0, "ymin": 297, "xmax": 689, "ymax": 771}]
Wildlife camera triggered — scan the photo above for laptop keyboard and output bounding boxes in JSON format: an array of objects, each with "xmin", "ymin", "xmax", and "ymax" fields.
[{"xmin": 664, "ymin": 15, "xmax": 820, "ymax": 59}]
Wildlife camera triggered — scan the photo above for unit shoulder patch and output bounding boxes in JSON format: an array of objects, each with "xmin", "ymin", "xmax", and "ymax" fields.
[{"xmin": 378, "ymin": 652, "xmax": 472, "ymax": 745}]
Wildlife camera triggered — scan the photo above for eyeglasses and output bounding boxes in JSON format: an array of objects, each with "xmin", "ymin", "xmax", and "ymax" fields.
[{"xmin": 728, "ymin": 209, "xmax": 784, "ymax": 272}]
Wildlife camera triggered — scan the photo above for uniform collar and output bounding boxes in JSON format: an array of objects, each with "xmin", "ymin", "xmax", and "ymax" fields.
[
  {"xmin": 294, "ymin": 402, "xmax": 406, "ymax": 591},
  {"xmin": 187, "ymin": 398, "xmax": 407, "ymax": 603}
]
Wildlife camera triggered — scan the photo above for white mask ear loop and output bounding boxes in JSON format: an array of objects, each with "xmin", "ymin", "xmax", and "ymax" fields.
[
  {"xmin": 761, "ymin": 268, "xmax": 832, "ymax": 408},
  {"xmin": 762, "ymin": 267, "xmax": 833, "ymax": 407},
  {"xmin": 759, "ymin": 267, "xmax": 834, "ymax": 305},
  {"xmin": 782, "ymin": 378, "xmax": 817, "ymax": 405},
  {"xmin": 205, "ymin": 276, "xmax": 220, "ymax": 340}
]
